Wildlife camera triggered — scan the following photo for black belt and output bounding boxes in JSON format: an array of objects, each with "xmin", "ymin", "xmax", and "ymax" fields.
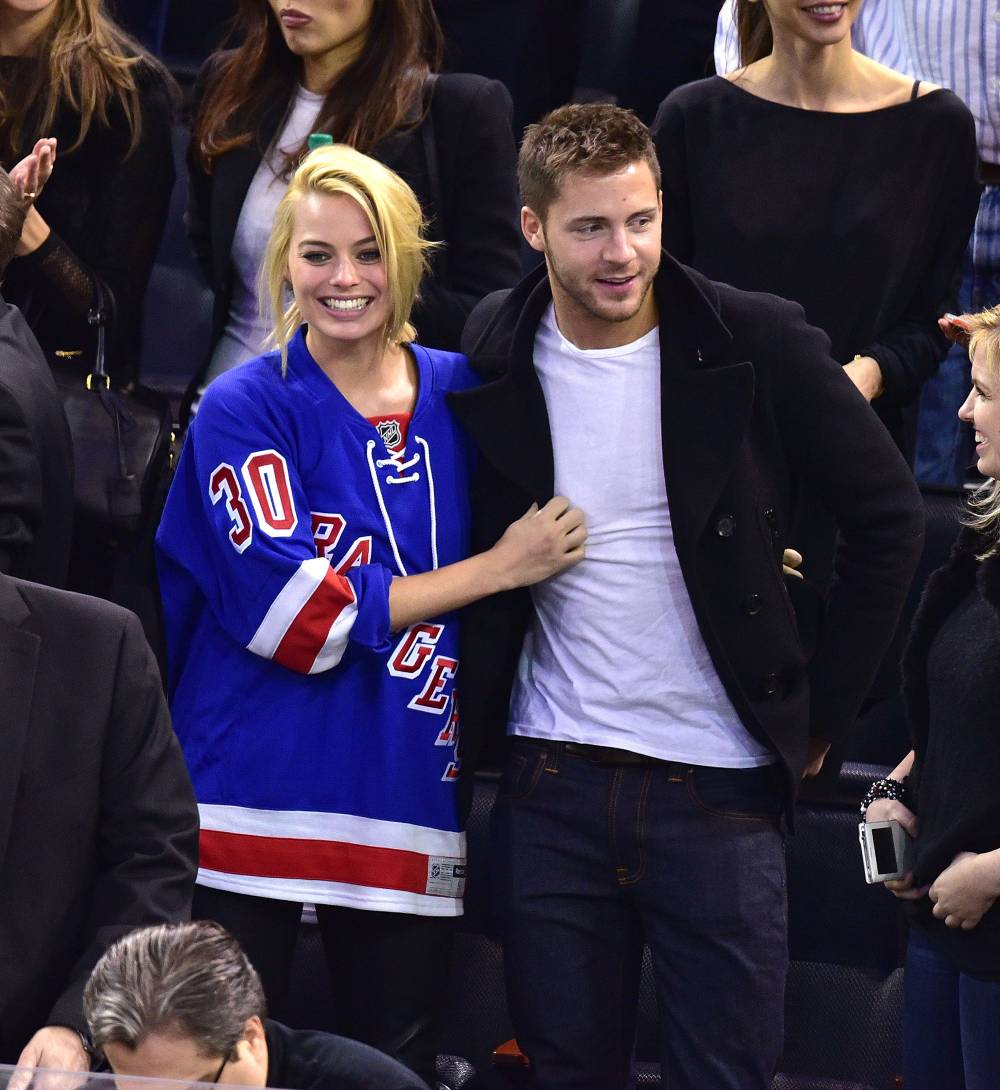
[{"xmin": 516, "ymin": 736, "xmax": 688, "ymax": 770}]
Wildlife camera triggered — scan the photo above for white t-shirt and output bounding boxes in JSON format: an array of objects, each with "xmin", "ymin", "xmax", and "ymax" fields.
[
  {"xmin": 508, "ymin": 304, "xmax": 774, "ymax": 768},
  {"xmin": 205, "ymin": 85, "xmax": 325, "ymax": 383}
]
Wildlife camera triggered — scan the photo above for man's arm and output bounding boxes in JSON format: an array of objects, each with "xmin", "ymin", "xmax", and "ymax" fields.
[
  {"xmin": 44, "ymin": 611, "xmax": 198, "ymax": 1038},
  {"xmin": 771, "ymin": 299, "xmax": 925, "ymax": 743}
]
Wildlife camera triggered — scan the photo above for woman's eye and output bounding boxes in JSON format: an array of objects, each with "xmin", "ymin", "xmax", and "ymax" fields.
[
  {"xmin": 357, "ymin": 249, "xmax": 382, "ymax": 263},
  {"xmin": 302, "ymin": 251, "xmax": 329, "ymax": 264}
]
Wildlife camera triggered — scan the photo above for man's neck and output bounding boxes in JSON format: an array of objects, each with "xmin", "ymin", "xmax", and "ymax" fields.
[{"xmin": 551, "ymin": 289, "xmax": 658, "ymax": 352}]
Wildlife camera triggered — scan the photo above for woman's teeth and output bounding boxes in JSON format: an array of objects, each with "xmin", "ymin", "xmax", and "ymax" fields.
[{"xmin": 323, "ymin": 297, "xmax": 371, "ymax": 311}]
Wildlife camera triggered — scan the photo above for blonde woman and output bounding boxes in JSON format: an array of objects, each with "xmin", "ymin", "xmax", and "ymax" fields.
[
  {"xmin": 865, "ymin": 305, "xmax": 1000, "ymax": 1088},
  {"xmin": 0, "ymin": 0, "xmax": 175, "ymax": 382},
  {"xmin": 155, "ymin": 144, "xmax": 584, "ymax": 1080}
]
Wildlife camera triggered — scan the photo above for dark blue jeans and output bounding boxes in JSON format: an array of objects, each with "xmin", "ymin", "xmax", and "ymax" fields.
[
  {"xmin": 492, "ymin": 738, "xmax": 787, "ymax": 1090},
  {"xmin": 903, "ymin": 927, "xmax": 1000, "ymax": 1090}
]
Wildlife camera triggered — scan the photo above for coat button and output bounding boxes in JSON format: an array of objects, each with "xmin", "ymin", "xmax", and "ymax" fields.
[
  {"xmin": 716, "ymin": 515, "xmax": 736, "ymax": 538},
  {"xmin": 761, "ymin": 672, "xmax": 779, "ymax": 697},
  {"xmin": 743, "ymin": 593, "xmax": 762, "ymax": 616},
  {"xmin": 763, "ymin": 506, "xmax": 776, "ymax": 525}
]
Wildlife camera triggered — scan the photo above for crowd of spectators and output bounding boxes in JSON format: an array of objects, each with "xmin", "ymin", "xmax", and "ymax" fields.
[{"xmin": 1, "ymin": 1, "xmax": 999, "ymax": 1089}]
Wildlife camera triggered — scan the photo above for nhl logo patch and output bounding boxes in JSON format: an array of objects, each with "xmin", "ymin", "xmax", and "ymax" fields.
[{"xmin": 377, "ymin": 419, "xmax": 403, "ymax": 449}]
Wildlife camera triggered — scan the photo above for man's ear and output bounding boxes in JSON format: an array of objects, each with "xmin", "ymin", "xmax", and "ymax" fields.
[{"xmin": 521, "ymin": 205, "xmax": 545, "ymax": 253}]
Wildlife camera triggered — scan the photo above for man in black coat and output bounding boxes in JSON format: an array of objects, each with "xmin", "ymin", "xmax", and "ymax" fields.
[
  {"xmin": 0, "ymin": 168, "xmax": 73, "ymax": 588},
  {"xmin": 448, "ymin": 104, "xmax": 924, "ymax": 1089},
  {"xmin": 0, "ymin": 572, "xmax": 198, "ymax": 1069}
]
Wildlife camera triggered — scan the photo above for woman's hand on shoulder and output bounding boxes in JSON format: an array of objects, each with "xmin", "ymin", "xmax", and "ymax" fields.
[
  {"xmin": 929, "ymin": 851, "xmax": 1000, "ymax": 930},
  {"xmin": 488, "ymin": 497, "xmax": 586, "ymax": 591}
]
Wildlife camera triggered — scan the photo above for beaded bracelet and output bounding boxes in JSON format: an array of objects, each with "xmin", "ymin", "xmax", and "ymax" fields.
[{"xmin": 859, "ymin": 776, "xmax": 908, "ymax": 818}]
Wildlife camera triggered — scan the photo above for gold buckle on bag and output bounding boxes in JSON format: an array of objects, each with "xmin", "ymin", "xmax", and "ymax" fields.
[{"xmin": 85, "ymin": 372, "xmax": 111, "ymax": 390}]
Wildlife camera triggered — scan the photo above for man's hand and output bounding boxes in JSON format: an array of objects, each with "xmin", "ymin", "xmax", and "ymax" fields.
[
  {"xmin": 801, "ymin": 737, "xmax": 830, "ymax": 779},
  {"xmin": 843, "ymin": 356, "xmax": 884, "ymax": 402},
  {"xmin": 16, "ymin": 1026, "xmax": 89, "ymax": 1073},
  {"xmin": 929, "ymin": 851, "xmax": 1000, "ymax": 930}
]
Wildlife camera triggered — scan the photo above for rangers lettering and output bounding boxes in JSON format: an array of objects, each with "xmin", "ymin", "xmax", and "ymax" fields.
[
  {"xmin": 334, "ymin": 536, "xmax": 372, "ymax": 575},
  {"xmin": 387, "ymin": 624, "xmax": 444, "ymax": 678},
  {"xmin": 311, "ymin": 512, "xmax": 346, "ymax": 558},
  {"xmin": 242, "ymin": 450, "xmax": 297, "ymax": 537},
  {"xmin": 409, "ymin": 654, "xmax": 457, "ymax": 714},
  {"xmin": 209, "ymin": 463, "xmax": 252, "ymax": 553}
]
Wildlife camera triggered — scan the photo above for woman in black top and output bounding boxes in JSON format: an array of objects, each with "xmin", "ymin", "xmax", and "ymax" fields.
[
  {"xmin": 0, "ymin": 0, "xmax": 175, "ymax": 383},
  {"xmin": 866, "ymin": 307, "xmax": 1000, "ymax": 1089},
  {"xmin": 186, "ymin": 0, "xmax": 520, "ymax": 405},
  {"xmin": 651, "ymin": 0, "xmax": 980, "ymax": 463}
]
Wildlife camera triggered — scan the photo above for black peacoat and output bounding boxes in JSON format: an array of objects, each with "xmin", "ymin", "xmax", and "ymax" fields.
[
  {"xmin": 448, "ymin": 256, "xmax": 926, "ymax": 816},
  {"xmin": 0, "ymin": 574, "xmax": 198, "ymax": 1060}
]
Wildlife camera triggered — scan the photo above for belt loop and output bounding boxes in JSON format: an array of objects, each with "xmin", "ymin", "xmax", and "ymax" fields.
[{"xmin": 544, "ymin": 741, "xmax": 562, "ymax": 774}]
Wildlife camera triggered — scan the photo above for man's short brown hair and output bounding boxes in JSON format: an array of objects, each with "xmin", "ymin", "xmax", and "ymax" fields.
[
  {"xmin": 518, "ymin": 103, "xmax": 661, "ymax": 220},
  {"xmin": 0, "ymin": 171, "xmax": 25, "ymax": 277}
]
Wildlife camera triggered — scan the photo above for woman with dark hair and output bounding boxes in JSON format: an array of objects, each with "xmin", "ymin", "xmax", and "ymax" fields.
[
  {"xmin": 0, "ymin": 0, "xmax": 176, "ymax": 382},
  {"xmin": 186, "ymin": 0, "xmax": 520, "ymax": 403},
  {"xmin": 865, "ymin": 306, "xmax": 1000, "ymax": 1089}
]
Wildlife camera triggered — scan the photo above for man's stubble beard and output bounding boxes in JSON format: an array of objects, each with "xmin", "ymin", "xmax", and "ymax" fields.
[{"xmin": 546, "ymin": 249, "xmax": 657, "ymax": 326}]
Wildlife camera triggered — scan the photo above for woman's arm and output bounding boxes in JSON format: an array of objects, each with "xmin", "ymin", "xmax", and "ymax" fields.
[
  {"xmin": 854, "ymin": 98, "xmax": 981, "ymax": 408},
  {"xmin": 388, "ymin": 497, "xmax": 585, "ymax": 630},
  {"xmin": 14, "ymin": 65, "xmax": 176, "ymax": 381}
]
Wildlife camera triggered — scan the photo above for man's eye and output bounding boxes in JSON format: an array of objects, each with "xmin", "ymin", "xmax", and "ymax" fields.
[
  {"xmin": 632, "ymin": 217, "xmax": 652, "ymax": 229},
  {"xmin": 576, "ymin": 224, "xmax": 601, "ymax": 236}
]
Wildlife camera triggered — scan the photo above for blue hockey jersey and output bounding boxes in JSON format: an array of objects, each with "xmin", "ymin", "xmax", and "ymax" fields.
[{"xmin": 157, "ymin": 329, "xmax": 478, "ymax": 916}]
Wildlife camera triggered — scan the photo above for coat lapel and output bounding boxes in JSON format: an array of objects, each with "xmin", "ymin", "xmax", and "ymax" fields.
[
  {"xmin": 657, "ymin": 257, "xmax": 754, "ymax": 552},
  {"xmin": 449, "ymin": 271, "xmax": 555, "ymax": 503},
  {"xmin": 0, "ymin": 576, "xmax": 39, "ymax": 868}
]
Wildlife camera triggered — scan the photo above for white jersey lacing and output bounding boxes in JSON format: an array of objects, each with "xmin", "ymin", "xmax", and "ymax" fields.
[{"xmin": 366, "ymin": 436, "xmax": 440, "ymax": 576}]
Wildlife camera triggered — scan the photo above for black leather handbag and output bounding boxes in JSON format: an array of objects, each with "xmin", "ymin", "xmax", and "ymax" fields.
[{"xmin": 57, "ymin": 281, "xmax": 174, "ymax": 538}]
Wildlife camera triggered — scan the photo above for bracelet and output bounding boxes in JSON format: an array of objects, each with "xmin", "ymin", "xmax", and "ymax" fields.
[{"xmin": 860, "ymin": 776, "xmax": 908, "ymax": 818}]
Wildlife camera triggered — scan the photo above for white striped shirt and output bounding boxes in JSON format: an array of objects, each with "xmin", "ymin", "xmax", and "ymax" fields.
[{"xmin": 714, "ymin": 0, "xmax": 1000, "ymax": 161}]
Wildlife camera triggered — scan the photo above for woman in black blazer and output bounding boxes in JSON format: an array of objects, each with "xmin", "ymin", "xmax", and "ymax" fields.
[{"xmin": 186, "ymin": 0, "xmax": 520, "ymax": 407}]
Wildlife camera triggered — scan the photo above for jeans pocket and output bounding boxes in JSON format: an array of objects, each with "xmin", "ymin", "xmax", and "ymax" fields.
[
  {"xmin": 686, "ymin": 764, "xmax": 783, "ymax": 824},
  {"xmin": 497, "ymin": 745, "xmax": 547, "ymax": 801}
]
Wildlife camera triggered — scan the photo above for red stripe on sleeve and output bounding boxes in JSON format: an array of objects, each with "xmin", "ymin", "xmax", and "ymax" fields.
[
  {"xmin": 200, "ymin": 829, "xmax": 435, "ymax": 896},
  {"xmin": 273, "ymin": 567, "xmax": 356, "ymax": 673}
]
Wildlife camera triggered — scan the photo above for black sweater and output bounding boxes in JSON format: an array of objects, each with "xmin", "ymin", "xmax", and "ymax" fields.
[
  {"xmin": 652, "ymin": 77, "xmax": 981, "ymax": 448},
  {"xmin": 0, "ymin": 57, "xmax": 175, "ymax": 383},
  {"xmin": 903, "ymin": 526, "xmax": 1000, "ymax": 974}
]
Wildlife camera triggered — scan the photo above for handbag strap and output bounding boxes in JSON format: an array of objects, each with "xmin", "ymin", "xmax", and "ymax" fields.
[{"xmin": 87, "ymin": 276, "xmax": 112, "ymax": 387}]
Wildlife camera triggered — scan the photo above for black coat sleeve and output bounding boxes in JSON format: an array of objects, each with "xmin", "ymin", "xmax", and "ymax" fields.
[
  {"xmin": 0, "ymin": 385, "xmax": 40, "ymax": 576},
  {"xmin": 412, "ymin": 77, "xmax": 521, "ymax": 351},
  {"xmin": 769, "ymin": 299, "xmax": 925, "ymax": 740},
  {"xmin": 45, "ymin": 610, "xmax": 198, "ymax": 1033},
  {"xmin": 859, "ymin": 96, "xmax": 982, "ymax": 407}
]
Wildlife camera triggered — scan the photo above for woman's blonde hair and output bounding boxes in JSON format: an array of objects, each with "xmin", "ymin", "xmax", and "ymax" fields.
[
  {"xmin": 962, "ymin": 304, "xmax": 1000, "ymax": 557},
  {"xmin": 261, "ymin": 144, "xmax": 435, "ymax": 374}
]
